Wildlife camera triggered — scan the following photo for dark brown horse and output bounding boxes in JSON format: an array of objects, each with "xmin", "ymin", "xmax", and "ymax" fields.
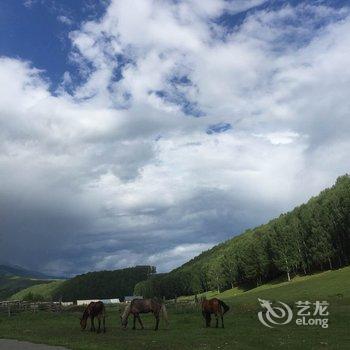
[
  {"xmin": 80, "ymin": 301, "xmax": 106, "ymax": 333},
  {"xmin": 201, "ymin": 297, "xmax": 229, "ymax": 328},
  {"xmin": 121, "ymin": 298, "xmax": 169, "ymax": 331}
]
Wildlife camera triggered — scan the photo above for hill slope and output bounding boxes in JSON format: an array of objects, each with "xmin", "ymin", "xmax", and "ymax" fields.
[
  {"xmin": 0, "ymin": 277, "xmax": 51, "ymax": 300},
  {"xmin": 135, "ymin": 175, "xmax": 350, "ymax": 298},
  {"xmin": 0, "ymin": 265, "xmax": 56, "ymax": 280},
  {"xmin": 8, "ymin": 266, "xmax": 156, "ymax": 302},
  {"xmin": 9, "ymin": 281, "xmax": 64, "ymax": 301},
  {"xmin": 179, "ymin": 265, "xmax": 350, "ymax": 308},
  {"xmin": 0, "ymin": 264, "xmax": 58, "ymax": 300}
]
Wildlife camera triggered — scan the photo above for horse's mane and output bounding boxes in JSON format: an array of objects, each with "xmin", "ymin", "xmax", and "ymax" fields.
[{"xmin": 121, "ymin": 303, "xmax": 131, "ymax": 323}]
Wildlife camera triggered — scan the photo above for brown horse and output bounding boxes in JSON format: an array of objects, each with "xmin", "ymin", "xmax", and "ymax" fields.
[
  {"xmin": 121, "ymin": 298, "xmax": 169, "ymax": 331},
  {"xmin": 201, "ymin": 297, "xmax": 230, "ymax": 328},
  {"xmin": 80, "ymin": 301, "xmax": 106, "ymax": 333}
]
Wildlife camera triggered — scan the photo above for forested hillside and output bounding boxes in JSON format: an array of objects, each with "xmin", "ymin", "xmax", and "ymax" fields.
[
  {"xmin": 135, "ymin": 175, "xmax": 350, "ymax": 298},
  {"xmin": 53, "ymin": 266, "xmax": 155, "ymax": 301}
]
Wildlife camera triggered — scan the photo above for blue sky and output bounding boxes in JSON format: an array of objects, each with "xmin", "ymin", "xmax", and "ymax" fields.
[
  {"xmin": 0, "ymin": 0, "xmax": 108, "ymax": 88},
  {"xmin": 1, "ymin": 0, "xmax": 350, "ymax": 276}
]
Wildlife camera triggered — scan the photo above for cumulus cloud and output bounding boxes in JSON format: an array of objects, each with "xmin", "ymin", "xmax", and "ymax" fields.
[{"xmin": 1, "ymin": 0, "xmax": 350, "ymax": 275}]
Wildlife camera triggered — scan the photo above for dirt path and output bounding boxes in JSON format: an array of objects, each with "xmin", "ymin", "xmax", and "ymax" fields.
[{"xmin": 0, "ymin": 339, "xmax": 68, "ymax": 350}]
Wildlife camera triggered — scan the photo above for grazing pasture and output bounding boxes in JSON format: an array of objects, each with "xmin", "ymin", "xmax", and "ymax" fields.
[
  {"xmin": 0, "ymin": 303, "xmax": 348, "ymax": 349},
  {"xmin": 0, "ymin": 267, "xmax": 350, "ymax": 349}
]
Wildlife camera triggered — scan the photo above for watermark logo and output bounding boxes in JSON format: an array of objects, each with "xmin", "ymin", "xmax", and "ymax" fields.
[
  {"xmin": 258, "ymin": 298, "xmax": 293, "ymax": 328},
  {"xmin": 258, "ymin": 299, "xmax": 329, "ymax": 329}
]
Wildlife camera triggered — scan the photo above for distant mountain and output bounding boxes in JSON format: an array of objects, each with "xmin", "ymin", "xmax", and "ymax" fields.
[
  {"xmin": 0, "ymin": 264, "xmax": 62, "ymax": 300},
  {"xmin": 4, "ymin": 265, "xmax": 155, "ymax": 302},
  {"xmin": 0, "ymin": 264, "xmax": 58, "ymax": 280}
]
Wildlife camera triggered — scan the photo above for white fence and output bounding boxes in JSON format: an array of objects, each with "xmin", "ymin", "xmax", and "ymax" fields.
[
  {"xmin": 61, "ymin": 301, "xmax": 74, "ymax": 307},
  {"xmin": 124, "ymin": 296, "xmax": 143, "ymax": 303},
  {"xmin": 76, "ymin": 298, "xmax": 120, "ymax": 305}
]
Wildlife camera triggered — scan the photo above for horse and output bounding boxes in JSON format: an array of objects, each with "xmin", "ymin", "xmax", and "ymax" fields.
[
  {"xmin": 121, "ymin": 298, "xmax": 169, "ymax": 331},
  {"xmin": 80, "ymin": 301, "xmax": 106, "ymax": 333},
  {"xmin": 201, "ymin": 297, "xmax": 230, "ymax": 328}
]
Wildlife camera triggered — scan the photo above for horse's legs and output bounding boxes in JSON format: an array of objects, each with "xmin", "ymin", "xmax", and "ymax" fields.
[
  {"xmin": 132, "ymin": 314, "xmax": 136, "ymax": 330},
  {"xmin": 220, "ymin": 310, "xmax": 224, "ymax": 328},
  {"xmin": 137, "ymin": 315, "xmax": 144, "ymax": 329},
  {"xmin": 205, "ymin": 313, "xmax": 211, "ymax": 327},
  {"xmin": 154, "ymin": 314, "xmax": 160, "ymax": 331},
  {"xmin": 202, "ymin": 311, "xmax": 208, "ymax": 327},
  {"xmin": 215, "ymin": 313, "xmax": 219, "ymax": 328},
  {"xmin": 90, "ymin": 316, "xmax": 95, "ymax": 332},
  {"xmin": 97, "ymin": 316, "xmax": 101, "ymax": 333}
]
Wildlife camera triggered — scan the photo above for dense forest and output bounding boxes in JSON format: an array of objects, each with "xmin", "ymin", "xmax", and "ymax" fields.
[
  {"xmin": 134, "ymin": 175, "xmax": 350, "ymax": 298},
  {"xmin": 53, "ymin": 265, "xmax": 155, "ymax": 301}
]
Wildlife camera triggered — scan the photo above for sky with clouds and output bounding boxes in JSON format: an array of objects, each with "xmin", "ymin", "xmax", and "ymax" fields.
[{"xmin": 1, "ymin": 0, "xmax": 350, "ymax": 276}]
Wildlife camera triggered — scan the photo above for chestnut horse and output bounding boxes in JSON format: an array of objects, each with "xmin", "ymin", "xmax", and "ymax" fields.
[
  {"xmin": 121, "ymin": 298, "xmax": 169, "ymax": 331},
  {"xmin": 80, "ymin": 301, "xmax": 106, "ymax": 333},
  {"xmin": 201, "ymin": 297, "xmax": 229, "ymax": 328}
]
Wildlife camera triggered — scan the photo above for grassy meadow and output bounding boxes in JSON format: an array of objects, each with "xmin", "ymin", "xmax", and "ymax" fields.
[{"xmin": 1, "ymin": 267, "xmax": 350, "ymax": 349}]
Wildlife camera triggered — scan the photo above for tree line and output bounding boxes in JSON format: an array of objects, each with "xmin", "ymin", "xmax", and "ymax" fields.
[
  {"xmin": 134, "ymin": 175, "xmax": 350, "ymax": 299},
  {"xmin": 53, "ymin": 265, "xmax": 155, "ymax": 301}
]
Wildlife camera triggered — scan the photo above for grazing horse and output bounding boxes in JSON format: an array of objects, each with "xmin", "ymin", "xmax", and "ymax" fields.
[
  {"xmin": 121, "ymin": 298, "xmax": 169, "ymax": 331},
  {"xmin": 80, "ymin": 301, "xmax": 106, "ymax": 333},
  {"xmin": 201, "ymin": 297, "xmax": 230, "ymax": 328}
]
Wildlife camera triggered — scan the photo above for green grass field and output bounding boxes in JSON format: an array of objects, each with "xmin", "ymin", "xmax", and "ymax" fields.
[{"xmin": 1, "ymin": 267, "xmax": 350, "ymax": 349}]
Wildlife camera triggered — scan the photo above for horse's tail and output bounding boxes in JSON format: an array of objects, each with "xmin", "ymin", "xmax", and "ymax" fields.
[
  {"xmin": 219, "ymin": 300, "xmax": 230, "ymax": 314},
  {"xmin": 160, "ymin": 303, "xmax": 169, "ymax": 328}
]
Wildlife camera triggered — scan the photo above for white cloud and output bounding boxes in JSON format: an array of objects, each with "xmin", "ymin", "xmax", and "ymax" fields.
[
  {"xmin": 253, "ymin": 131, "xmax": 301, "ymax": 145},
  {"xmin": 1, "ymin": 1, "xmax": 350, "ymax": 275},
  {"xmin": 146, "ymin": 243, "xmax": 214, "ymax": 272},
  {"xmin": 57, "ymin": 15, "xmax": 73, "ymax": 25},
  {"xmin": 94, "ymin": 243, "xmax": 213, "ymax": 273},
  {"xmin": 23, "ymin": 0, "xmax": 37, "ymax": 8}
]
